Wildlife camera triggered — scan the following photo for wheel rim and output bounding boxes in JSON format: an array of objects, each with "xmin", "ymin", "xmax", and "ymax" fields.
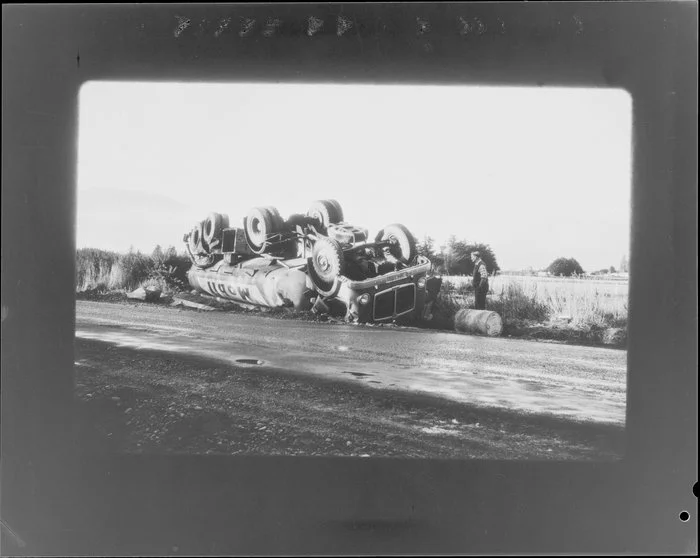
[
  {"xmin": 312, "ymin": 238, "xmax": 345, "ymax": 284},
  {"xmin": 245, "ymin": 208, "xmax": 268, "ymax": 250},
  {"xmin": 314, "ymin": 251, "xmax": 337, "ymax": 282},
  {"xmin": 317, "ymin": 254, "xmax": 331, "ymax": 273},
  {"xmin": 375, "ymin": 223, "xmax": 416, "ymax": 263},
  {"xmin": 307, "ymin": 200, "xmax": 342, "ymax": 229}
]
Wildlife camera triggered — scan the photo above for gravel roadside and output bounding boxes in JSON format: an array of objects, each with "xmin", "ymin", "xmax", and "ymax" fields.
[{"xmin": 74, "ymin": 337, "xmax": 624, "ymax": 460}]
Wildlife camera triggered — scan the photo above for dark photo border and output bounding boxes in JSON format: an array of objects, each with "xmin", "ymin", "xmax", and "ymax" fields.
[{"xmin": 2, "ymin": 3, "xmax": 697, "ymax": 555}]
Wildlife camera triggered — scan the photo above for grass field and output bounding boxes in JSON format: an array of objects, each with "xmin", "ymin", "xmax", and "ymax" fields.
[
  {"xmin": 491, "ymin": 275, "xmax": 628, "ymax": 324},
  {"xmin": 438, "ymin": 274, "xmax": 629, "ymax": 333}
]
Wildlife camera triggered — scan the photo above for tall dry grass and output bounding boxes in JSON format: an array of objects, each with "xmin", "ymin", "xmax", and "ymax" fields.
[
  {"xmin": 75, "ymin": 248, "xmax": 120, "ymax": 291},
  {"xmin": 76, "ymin": 247, "xmax": 190, "ymax": 294},
  {"xmin": 441, "ymin": 275, "xmax": 628, "ymax": 329}
]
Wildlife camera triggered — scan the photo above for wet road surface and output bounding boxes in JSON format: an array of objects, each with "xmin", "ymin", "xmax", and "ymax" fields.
[{"xmin": 75, "ymin": 301, "xmax": 626, "ymax": 426}]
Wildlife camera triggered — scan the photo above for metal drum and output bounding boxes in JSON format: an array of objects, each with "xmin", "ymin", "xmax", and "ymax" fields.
[{"xmin": 454, "ymin": 309, "xmax": 503, "ymax": 337}]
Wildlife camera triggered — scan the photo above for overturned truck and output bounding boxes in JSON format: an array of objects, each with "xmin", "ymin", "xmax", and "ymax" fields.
[{"xmin": 183, "ymin": 200, "xmax": 442, "ymax": 324}]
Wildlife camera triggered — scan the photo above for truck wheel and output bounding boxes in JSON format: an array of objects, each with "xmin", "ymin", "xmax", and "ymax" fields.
[
  {"xmin": 285, "ymin": 213, "xmax": 309, "ymax": 230},
  {"xmin": 245, "ymin": 207, "xmax": 283, "ymax": 253},
  {"xmin": 311, "ymin": 237, "xmax": 346, "ymax": 285},
  {"xmin": 307, "ymin": 200, "xmax": 344, "ymax": 229},
  {"xmin": 327, "ymin": 199, "xmax": 344, "ymax": 223},
  {"xmin": 192, "ymin": 253, "xmax": 216, "ymax": 269},
  {"xmin": 189, "ymin": 221, "xmax": 206, "ymax": 255},
  {"xmin": 262, "ymin": 206, "xmax": 284, "ymax": 224},
  {"xmin": 203, "ymin": 212, "xmax": 229, "ymax": 246},
  {"xmin": 375, "ymin": 223, "xmax": 417, "ymax": 263}
]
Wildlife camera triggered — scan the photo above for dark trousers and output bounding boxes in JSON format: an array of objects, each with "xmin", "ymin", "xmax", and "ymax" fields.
[{"xmin": 475, "ymin": 283, "xmax": 488, "ymax": 310}]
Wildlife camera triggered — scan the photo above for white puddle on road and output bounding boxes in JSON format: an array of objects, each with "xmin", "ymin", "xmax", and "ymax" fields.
[{"xmin": 76, "ymin": 329, "xmax": 267, "ymax": 367}]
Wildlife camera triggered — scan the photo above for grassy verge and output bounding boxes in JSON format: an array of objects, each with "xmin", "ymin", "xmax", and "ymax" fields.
[
  {"xmin": 431, "ymin": 277, "xmax": 628, "ymax": 348},
  {"xmin": 76, "ymin": 247, "xmax": 190, "ymax": 296},
  {"xmin": 76, "ymin": 249, "xmax": 627, "ymax": 348}
]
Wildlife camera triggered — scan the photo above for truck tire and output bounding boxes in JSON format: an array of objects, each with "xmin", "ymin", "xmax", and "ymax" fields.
[
  {"xmin": 262, "ymin": 206, "xmax": 284, "ymax": 224},
  {"xmin": 191, "ymin": 253, "xmax": 216, "ymax": 269},
  {"xmin": 189, "ymin": 221, "xmax": 206, "ymax": 255},
  {"xmin": 307, "ymin": 200, "xmax": 344, "ymax": 230},
  {"xmin": 327, "ymin": 199, "xmax": 344, "ymax": 223},
  {"xmin": 375, "ymin": 223, "xmax": 417, "ymax": 263},
  {"xmin": 311, "ymin": 237, "xmax": 346, "ymax": 286},
  {"xmin": 186, "ymin": 223, "xmax": 217, "ymax": 269},
  {"xmin": 245, "ymin": 207, "xmax": 284, "ymax": 253},
  {"xmin": 203, "ymin": 212, "xmax": 229, "ymax": 246},
  {"xmin": 285, "ymin": 213, "xmax": 310, "ymax": 230}
]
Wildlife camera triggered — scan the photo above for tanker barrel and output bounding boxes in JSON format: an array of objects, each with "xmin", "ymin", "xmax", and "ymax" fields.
[
  {"xmin": 454, "ymin": 309, "xmax": 503, "ymax": 337},
  {"xmin": 187, "ymin": 261, "xmax": 313, "ymax": 311}
]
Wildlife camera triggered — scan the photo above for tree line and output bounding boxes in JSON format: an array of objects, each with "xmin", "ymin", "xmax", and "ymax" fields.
[
  {"xmin": 415, "ymin": 235, "xmax": 627, "ymax": 278},
  {"xmin": 414, "ymin": 235, "xmax": 501, "ymax": 276}
]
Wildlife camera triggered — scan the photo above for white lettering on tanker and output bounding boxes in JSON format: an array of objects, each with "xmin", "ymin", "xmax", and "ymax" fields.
[{"xmin": 205, "ymin": 281, "xmax": 255, "ymax": 303}]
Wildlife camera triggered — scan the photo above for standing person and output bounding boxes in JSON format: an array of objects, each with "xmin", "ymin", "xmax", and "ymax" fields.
[{"xmin": 471, "ymin": 251, "xmax": 489, "ymax": 310}]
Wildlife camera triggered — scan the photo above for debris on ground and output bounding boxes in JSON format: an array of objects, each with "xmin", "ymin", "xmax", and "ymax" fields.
[
  {"xmin": 171, "ymin": 293, "xmax": 218, "ymax": 311},
  {"xmin": 311, "ymin": 297, "xmax": 330, "ymax": 316},
  {"xmin": 127, "ymin": 286, "xmax": 162, "ymax": 302},
  {"xmin": 602, "ymin": 327, "xmax": 627, "ymax": 346}
]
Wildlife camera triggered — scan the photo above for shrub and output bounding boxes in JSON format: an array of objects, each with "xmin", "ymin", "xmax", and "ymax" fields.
[
  {"xmin": 488, "ymin": 282, "xmax": 551, "ymax": 322},
  {"xmin": 547, "ymin": 257, "xmax": 585, "ymax": 277},
  {"xmin": 76, "ymin": 245, "xmax": 192, "ymax": 294},
  {"xmin": 439, "ymin": 280, "xmax": 473, "ymax": 296},
  {"xmin": 76, "ymin": 248, "xmax": 120, "ymax": 291},
  {"xmin": 108, "ymin": 252, "xmax": 152, "ymax": 291},
  {"xmin": 431, "ymin": 291, "xmax": 465, "ymax": 330},
  {"xmin": 149, "ymin": 246, "xmax": 190, "ymax": 292}
]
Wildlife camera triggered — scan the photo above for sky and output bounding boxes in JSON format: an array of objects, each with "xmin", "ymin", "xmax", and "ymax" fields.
[{"xmin": 77, "ymin": 82, "xmax": 632, "ymax": 271}]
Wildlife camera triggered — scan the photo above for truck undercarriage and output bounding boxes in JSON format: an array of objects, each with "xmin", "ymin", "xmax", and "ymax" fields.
[{"xmin": 183, "ymin": 200, "xmax": 442, "ymax": 324}]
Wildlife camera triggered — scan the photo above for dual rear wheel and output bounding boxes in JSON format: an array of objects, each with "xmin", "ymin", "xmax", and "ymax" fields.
[
  {"xmin": 245, "ymin": 200, "xmax": 345, "ymax": 256},
  {"xmin": 244, "ymin": 206, "xmax": 285, "ymax": 254},
  {"xmin": 186, "ymin": 212, "xmax": 229, "ymax": 269},
  {"xmin": 306, "ymin": 199, "xmax": 344, "ymax": 230},
  {"xmin": 189, "ymin": 202, "xmax": 416, "ymax": 281},
  {"xmin": 374, "ymin": 223, "xmax": 417, "ymax": 264}
]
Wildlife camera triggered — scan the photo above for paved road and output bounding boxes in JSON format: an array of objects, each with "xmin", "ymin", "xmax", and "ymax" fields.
[{"xmin": 75, "ymin": 301, "xmax": 627, "ymax": 426}]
